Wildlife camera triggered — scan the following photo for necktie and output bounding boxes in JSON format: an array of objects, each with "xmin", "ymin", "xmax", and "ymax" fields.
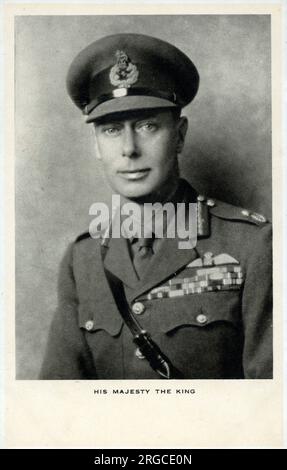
[{"xmin": 132, "ymin": 236, "xmax": 154, "ymax": 279}]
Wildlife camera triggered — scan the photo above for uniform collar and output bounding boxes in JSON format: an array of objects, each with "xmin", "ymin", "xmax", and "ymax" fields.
[
  {"xmin": 115, "ymin": 178, "xmax": 195, "ymax": 240},
  {"xmin": 101, "ymin": 179, "xmax": 202, "ymax": 290}
]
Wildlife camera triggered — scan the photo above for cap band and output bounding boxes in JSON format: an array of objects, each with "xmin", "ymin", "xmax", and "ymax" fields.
[{"xmin": 85, "ymin": 87, "xmax": 178, "ymax": 115}]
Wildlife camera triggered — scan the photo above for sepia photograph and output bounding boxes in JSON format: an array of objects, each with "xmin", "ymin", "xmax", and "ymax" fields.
[{"xmin": 15, "ymin": 13, "xmax": 273, "ymax": 380}]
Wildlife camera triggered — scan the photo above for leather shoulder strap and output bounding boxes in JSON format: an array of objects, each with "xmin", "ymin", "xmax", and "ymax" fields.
[{"xmin": 100, "ymin": 245, "xmax": 184, "ymax": 379}]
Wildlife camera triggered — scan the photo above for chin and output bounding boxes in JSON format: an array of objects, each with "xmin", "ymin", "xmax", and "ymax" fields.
[
  {"xmin": 114, "ymin": 181, "xmax": 155, "ymax": 200},
  {"xmin": 120, "ymin": 189, "xmax": 151, "ymax": 200}
]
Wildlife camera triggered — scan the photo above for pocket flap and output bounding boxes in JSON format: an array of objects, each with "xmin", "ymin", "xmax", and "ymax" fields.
[
  {"xmin": 149, "ymin": 291, "xmax": 241, "ymax": 333},
  {"xmin": 78, "ymin": 303, "xmax": 123, "ymax": 336}
]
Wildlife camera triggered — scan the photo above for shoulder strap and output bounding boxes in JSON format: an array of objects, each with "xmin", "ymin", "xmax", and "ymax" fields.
[{"xmin": 100, "ymin": 245, "xmax": 184, "ymax": 379}]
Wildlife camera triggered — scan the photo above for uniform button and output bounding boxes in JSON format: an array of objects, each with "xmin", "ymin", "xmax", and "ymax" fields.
[
  {"xmin": 207, "ymin": 199, "xmax": 215, "ymax": 207},
  {"xmin": 85, "ymin": 320, "xmax": 94, "ymax": 331},
  {"xmin": 241, "ymin": 209, "xmax": 250, "ymax": 217},
  {"xmin": 132, "ymin": 302, "xmax": 145, "ymax": 315},
  {"xmin": 196, "ymin": 314, "xmax": 207, "ymax": 324},
  {"xmin": 135, "ymin": 348, "xmax": 145, "ymax": 359}
]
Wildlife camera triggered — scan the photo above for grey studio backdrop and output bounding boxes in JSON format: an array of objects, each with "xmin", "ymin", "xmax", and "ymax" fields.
[{"xmin": 15, "ymin": 15, "xmax": 271, "ymax": 379}]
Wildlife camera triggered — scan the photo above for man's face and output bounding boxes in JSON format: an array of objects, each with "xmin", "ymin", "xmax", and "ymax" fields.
[{"xmin": 94, "ymin": 109, "xmax": 188, "ymax": 201}]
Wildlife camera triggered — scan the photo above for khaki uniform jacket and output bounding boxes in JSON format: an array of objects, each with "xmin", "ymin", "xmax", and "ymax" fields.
[{"xmin": 40, "ymin": 181, "xmax": 272, "ymax": 379}]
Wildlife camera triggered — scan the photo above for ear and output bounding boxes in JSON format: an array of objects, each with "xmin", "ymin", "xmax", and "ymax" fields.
[{"xmin": 176, "ymin": 116, "xmax": 188, "ymax": 154}]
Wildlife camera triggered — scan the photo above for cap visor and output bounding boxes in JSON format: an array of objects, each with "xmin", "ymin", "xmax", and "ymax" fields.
[{"xmin": 86, "ymin": 95, "xmax": 177, "ymax": 122}]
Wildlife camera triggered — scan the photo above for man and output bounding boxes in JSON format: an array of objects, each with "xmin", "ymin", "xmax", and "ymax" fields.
[{"xmin": 40, "ymin": 33, "xmax": 272, "ymax": 380}]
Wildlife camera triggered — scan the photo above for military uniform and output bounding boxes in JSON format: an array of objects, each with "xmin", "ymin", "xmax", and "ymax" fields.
[
  {"xmin": 40, "ymin": 179, "xmax": 272, "ymax": 379},
  {"xmin": 40, "ymin": 33, "xmax": 272, "ymax": 379}
]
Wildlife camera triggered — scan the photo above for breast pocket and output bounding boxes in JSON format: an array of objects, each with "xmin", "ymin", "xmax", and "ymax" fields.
[
  {"xmin": 145, "ymin": 290, "xmax": 244, "ymax": 379},
  {"xmin": 148, "ymin": 290, "xmax": 242, "ymax": 334}
]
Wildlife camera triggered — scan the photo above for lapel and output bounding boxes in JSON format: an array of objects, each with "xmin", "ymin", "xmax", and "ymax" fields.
[
  {"xmin": 103, "ymin": 233, "xmax": 139, "ymax": 288},
  {"xmin": 131, "ymin": 180, "xmax": 201, "ymax": 299},
  {"xmin": 131, "ymin": 235, "xmax": 199, "ymax": 300},
  {"xmin": 99, "ymin": 179, "xmax": 208, "ymax": 300}
]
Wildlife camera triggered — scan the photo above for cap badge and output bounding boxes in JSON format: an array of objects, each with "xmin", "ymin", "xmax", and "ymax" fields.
[{"xmin": 109, "ymin": 50, "xmax": 139, "ymax": 88}]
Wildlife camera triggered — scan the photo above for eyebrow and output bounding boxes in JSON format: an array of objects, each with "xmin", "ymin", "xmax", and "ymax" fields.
[{"xmin": 94, "ymin": 111, "xmax": 164, "ymax": 126}]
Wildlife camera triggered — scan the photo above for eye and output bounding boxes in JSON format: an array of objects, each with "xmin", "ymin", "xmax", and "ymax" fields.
[
  {"xmin": 102, "ymin": 125, "xmax": 121, "ymax": 136},
  {"xmin": 136, "ymin": 121, "xmax": 158, "ymax": 132}
]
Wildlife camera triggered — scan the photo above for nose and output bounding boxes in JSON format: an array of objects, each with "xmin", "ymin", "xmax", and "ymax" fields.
[{"xmin": 121, "ymin": 126, "xmax": 139, "ymax": 158}]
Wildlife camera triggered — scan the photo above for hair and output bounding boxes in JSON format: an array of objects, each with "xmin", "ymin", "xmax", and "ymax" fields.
[{"xmin": 170, "ymin": 107, "xmax": 182, "ymax": 121}]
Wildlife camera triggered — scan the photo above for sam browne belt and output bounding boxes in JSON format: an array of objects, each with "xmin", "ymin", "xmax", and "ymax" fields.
[{"xmin": 100, "ymin": 245, "xmax": 184, "ymax": 379}]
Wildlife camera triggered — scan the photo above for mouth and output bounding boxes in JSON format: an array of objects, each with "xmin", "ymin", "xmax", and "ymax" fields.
[{"xmin": 117, "ymin": 168, "xmax": 151, "ymax": 181}]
